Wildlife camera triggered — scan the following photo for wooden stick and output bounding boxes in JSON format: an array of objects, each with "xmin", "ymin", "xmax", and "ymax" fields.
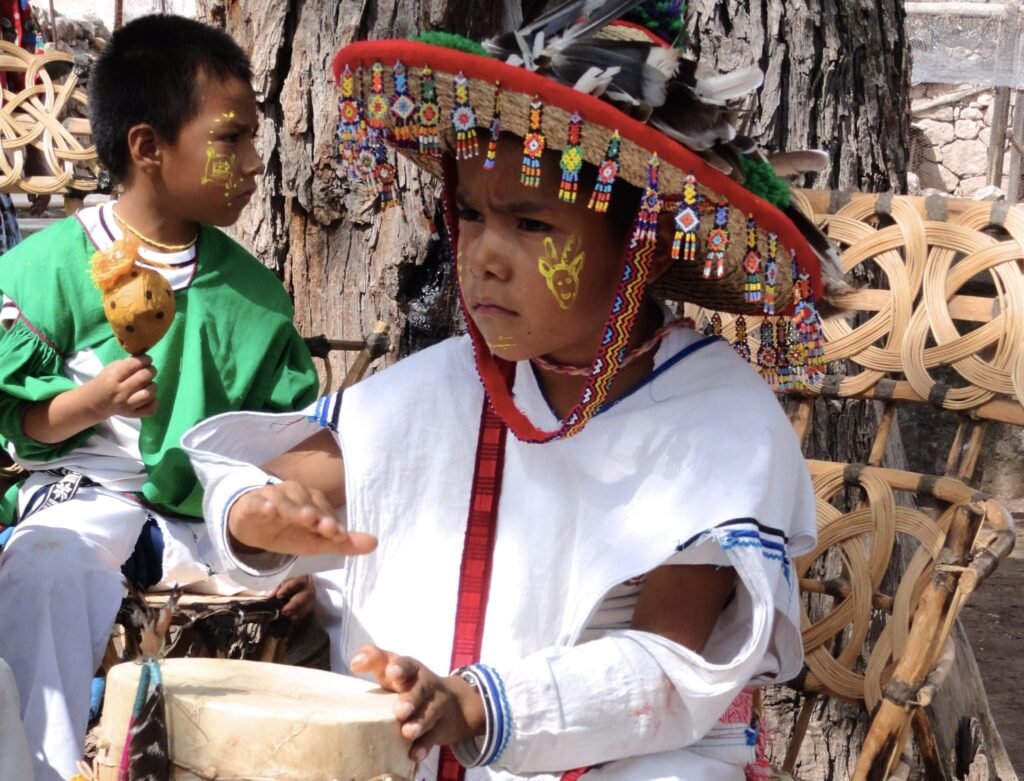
[
  {"xmin": 990, "ymin": 87, "xmax": 1012, "ymax": 190},
  {"xmin": 781, "ymin": 693, "xmax": 818, "ymax": 773},
  {"xmin": 1009, "ymin": 90, "xmax": 1024, "ymax": 203}
]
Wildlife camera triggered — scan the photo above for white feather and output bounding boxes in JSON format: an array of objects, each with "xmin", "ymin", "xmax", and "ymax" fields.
[
  {"xmin": 694, "ymin": 65, "xmax": 764, "ymax": 104},
  {"xmin": 645, "ymin": 47, "xmax": 680, "ymax": 80},
  {"xmin": 766, "ymin": 150, "xmax": 830, "ymax": 177},
  {"xmin": 573, "ymin": 65, "xmax": 622, "ymax": 96}
]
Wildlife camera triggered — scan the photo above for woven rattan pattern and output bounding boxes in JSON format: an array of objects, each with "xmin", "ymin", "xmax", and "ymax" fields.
[
  {"xmin": 0, "ymin": 41, "xmax": 100, "ymax": 195},
  {"xmin": 695, "ymin": 190, "xmax": 1024, "ymax": 424}
]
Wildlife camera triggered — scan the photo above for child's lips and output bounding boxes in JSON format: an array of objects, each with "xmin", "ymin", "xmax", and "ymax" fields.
[{"xmin": 471, "ymin": 298, "xmax": 516, "ymax": 317}]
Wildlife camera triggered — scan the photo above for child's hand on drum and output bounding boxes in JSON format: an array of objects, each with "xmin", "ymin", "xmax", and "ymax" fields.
[
  {"xmin": 270, "ymin": 575, "xmax": 316, "ymax": 619},
  {"xmin": 228, "ymin": 480, "xmax": 377, "ymax": 557},
  {"xmin": 350, "ymin": 644, "xmax": 485, "ymax": 763}
]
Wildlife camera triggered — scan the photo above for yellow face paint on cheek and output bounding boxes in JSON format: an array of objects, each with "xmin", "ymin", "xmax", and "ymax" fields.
[
  {"xmin": 538, "ymin": 233, "xmax": 585, "ymax": 310},
  {"xmin": 488, "ymin": 335, "xmax": 517, "ymax": 352},
  {"xmin": 201, "ymin": 112, "xmax": 240, "ymax": 206}
]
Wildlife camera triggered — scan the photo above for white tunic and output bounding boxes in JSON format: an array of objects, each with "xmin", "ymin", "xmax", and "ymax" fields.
[{"xmin": 183, "ymin": 329, "xmax": 817, "ymax": 781}]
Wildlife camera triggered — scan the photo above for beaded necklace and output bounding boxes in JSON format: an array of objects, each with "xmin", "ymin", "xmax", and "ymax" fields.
[{"xmin": 112, "ymin": 209, "xmax": 198, "ymax": 253}]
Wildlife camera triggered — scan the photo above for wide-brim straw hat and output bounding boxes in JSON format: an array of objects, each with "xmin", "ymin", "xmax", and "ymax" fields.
[{"xmin": 331, "ymin": 18, "xmax": 827, "ymax": 441}]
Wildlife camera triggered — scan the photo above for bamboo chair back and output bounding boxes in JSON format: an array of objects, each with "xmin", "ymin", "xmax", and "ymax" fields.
[
  {"xmin": 0, "ymin": 41, "xmax": 102, "ymax": 197},
  {"xmin": 694, "ymin": 190, "xmax": 1021, "ymax": 781}
]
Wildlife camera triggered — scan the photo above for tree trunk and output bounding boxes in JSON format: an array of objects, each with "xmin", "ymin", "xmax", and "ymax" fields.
[{"xmin": 688, "ymin": 0, "xmax": 911, "ymax": 193}]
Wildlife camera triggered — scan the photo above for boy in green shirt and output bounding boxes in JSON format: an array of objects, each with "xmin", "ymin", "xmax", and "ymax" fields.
[{"xmin": 0, "ymin": 15, "xmax": 319, "ymax": 779}]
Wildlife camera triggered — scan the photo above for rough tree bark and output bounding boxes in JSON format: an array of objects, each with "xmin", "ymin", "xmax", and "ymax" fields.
[{"xmin": 196, "ymin": 1, "xmax": 1009, "ymax": 778}]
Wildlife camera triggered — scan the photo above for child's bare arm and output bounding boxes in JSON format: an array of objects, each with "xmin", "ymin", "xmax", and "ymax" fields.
[
  {"xmin": 630, "ymin": 564, "xmax": 736, "ymax": 652},
  {"xmin": 21, "ymin": 355, "xmax": 158, "ymax": 443}
]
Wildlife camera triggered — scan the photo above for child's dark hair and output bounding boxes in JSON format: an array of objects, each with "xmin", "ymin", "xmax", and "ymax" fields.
[{"xmin": 89, "ymin": 14, "xmax": 252, "ymax": 181}]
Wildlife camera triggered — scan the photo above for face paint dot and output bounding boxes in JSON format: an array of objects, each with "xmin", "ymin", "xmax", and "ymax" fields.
[
  {"xmin": 108, "ymin": 301, "xmax": 116, "ymax": 309},
  {"xmin": 126, "ymin": 325, "xmax": 135, "ymax": 333},
  {"xmin": 156, "ymin": 311, "xmax": 165, "ymax": 320},
  {"xmin": 145, "ymin": 291, "xmax": 153, "ymax": 300}
]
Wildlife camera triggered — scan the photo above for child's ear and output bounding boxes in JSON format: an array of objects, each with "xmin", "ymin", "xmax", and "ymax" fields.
[{"xmin": 125, "ymin": 123, "xmax": 163, "ymax": 179}]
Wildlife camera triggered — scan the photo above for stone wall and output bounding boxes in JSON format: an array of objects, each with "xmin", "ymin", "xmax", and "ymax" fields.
[{"xmin": 910, "ymin": 83, "xmax": 1017, "ymax": 197}]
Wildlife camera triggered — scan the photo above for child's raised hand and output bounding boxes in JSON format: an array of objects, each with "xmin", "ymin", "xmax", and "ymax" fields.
[
  {"xmin": 350, "ymin": 644, "xmax": 485, "ymax": 763},
  {"xmin": 227, "ymin": 480, "xmax": 377, "ymax": 558},
  {"xmin": 88, "ymin": 355, "xmax": 159, "ymax": 418}
]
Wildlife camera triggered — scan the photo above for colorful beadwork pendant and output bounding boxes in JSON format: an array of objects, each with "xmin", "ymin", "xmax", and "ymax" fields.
[
  {"xmin": 671, "ymin": 174, "xmax": 700, "ymax": 262},
  {"xmin": 484, "ymin": 82, "xmax": 502, "ymax": 170},
  {"xmin": 521, "ymin": 97, "xmax": 545, "ymax": 187},
  {"xmin": 389, "ymin": 60, "xmax": 417, "ymax": 148},
  {"xmin": 732, "ymin": 314, "xmax": 751, "ymax": 362},
  {"xmin": 634, "ymin": 154, "xmax": 662, "ymax": 244},
  {"xmin": 743, "ymin": 216, "xmax": 763, "ymax": 303},
  {"xmin": 775, "ymin": 318, "xmax": 793, "ymax": 391},
  {"xmin": 763, "ymin": 233, "xmax": 779, "ymax": 316},
  {"xmin": 756, "ymin": 318, "xmax": 778, "ymax": 386},
  {"xmin": 558, "ymin": 113, "xmax": 584, "ymax": 204},
  {"xmin": 451, "ymin": 72, "xmax": 479, "ymax": 160},
  {"xmin": 588, "ymin": 131, "xmax": 621, "ymax": 212},
  {"xmin": 417, "ymin": 65, "xmax": 442, "ymax": 157},
  {"xmin": 703, "ymin": 203, "xmax": 730, "ymax": 279},
  {"xmin": 336, "ymin": 65, "xmax": 364, "ymax": 176},
  {"xmin": 365, "ymin": 61, "xmax": 389, "ymax": 145}
]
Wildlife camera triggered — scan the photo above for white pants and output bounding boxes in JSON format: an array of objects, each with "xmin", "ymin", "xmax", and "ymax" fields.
[
  {"xmin": 0, "ymin": 657, "xmax": 32, "ymax": 781},
  {"xmin": 0, "ymin": 478, "xmax": 229, "ymax": 781}
]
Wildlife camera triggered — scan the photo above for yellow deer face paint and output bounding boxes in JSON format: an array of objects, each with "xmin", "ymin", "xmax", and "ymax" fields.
[
  {"xmin": 538, "ymin": 233, "xmax": 585, "ymax": 310},
  {"xmin": 202, "ymin": 112, "xmax": 240, "ymax": 206}
]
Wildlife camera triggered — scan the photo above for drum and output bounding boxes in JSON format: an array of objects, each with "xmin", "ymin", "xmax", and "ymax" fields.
[{"xmin": 93, "ymin": 658, "xmax": 416, "ymax": 780}]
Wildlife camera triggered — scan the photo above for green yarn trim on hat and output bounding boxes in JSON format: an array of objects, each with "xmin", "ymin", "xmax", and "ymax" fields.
[
  {"xmin": 738, "ymin": 155, "xmax": 792, "ymax": 210},
  {"xmin": 410, "ymin": 31, "xmax": 491, "ymax": 58},
  {"xmin": 624, "ymin": 1, "xmax": 688, "ymax": 48}
]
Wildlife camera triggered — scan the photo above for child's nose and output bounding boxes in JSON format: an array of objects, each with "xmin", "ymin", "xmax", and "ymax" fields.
[
  {"xmin": 465, "ymin": 230, "xmax": 511, "ymax": 280},
  {"xmin": 239, "ymin": 139, "xmax": 265, "ymax": 177}
]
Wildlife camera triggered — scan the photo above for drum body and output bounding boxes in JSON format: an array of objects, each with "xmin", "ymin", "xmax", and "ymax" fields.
[{"xmin": 94, "ymin": 658, "xmax": 416, "ymax": 780}]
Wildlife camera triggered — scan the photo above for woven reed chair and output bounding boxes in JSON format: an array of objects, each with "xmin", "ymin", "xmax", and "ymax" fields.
[
  {"xmin": 0, "ymin": 41, "xmax": 104, "ymax": 203},
  {"xmin": 692, "ymin": 191, "xmax": 1021, "ymax": 780}
]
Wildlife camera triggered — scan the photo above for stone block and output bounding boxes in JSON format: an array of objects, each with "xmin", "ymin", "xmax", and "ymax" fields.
[
  {"xmin": 959, "ymin": 175, "xmax": 990, "ymax": 196},
  {"xmin": 955, "ymin": 119, "xmax": 981, "ymax": 140},
  {"xmin": 942, "ymin": 139, "xmax": 989, "ymax": 177},
  {"xmin": 918, "ymin": 118, "xmax": 955, "ymax": 144},
  {"xmin": 918, "ymin": 105, "xmax": 955, "ymax": 122},
  {"xmin": 960, "ymin": 107, "xmax": 984, "ymax": 121}
]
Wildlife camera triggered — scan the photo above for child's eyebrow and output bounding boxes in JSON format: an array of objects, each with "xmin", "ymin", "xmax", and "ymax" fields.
[
  {"xmin": 215, "ymin": 116, "xmax": 259, "ymax": 133},
  {"xmin": 490, "ymin": 197, "xmax": 547, "ymax": 215}
]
